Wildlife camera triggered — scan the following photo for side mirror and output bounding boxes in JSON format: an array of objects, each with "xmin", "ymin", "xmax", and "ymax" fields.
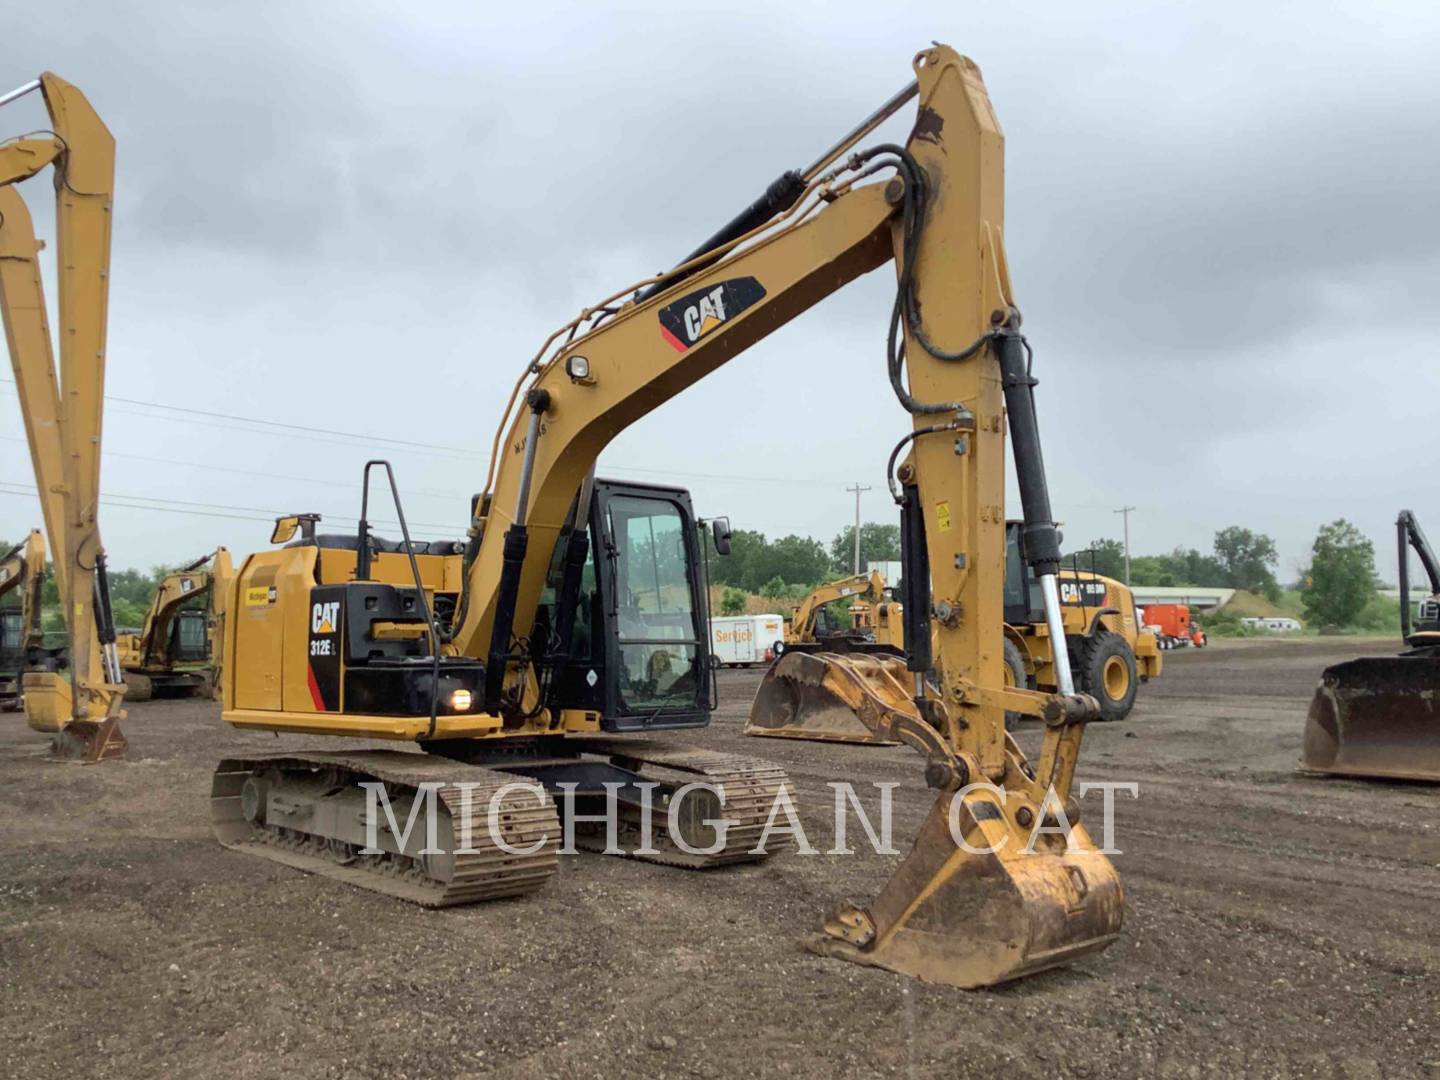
[{"xmin": 711, "ymin": 517, "xmax": 733, "ymax": 556}]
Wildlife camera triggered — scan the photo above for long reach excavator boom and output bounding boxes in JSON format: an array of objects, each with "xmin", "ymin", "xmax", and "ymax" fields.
[
  {"xmin": 0, "ymin": 74, "xmax": 127, "ymax": 760},
  {"xmin": 218, "ymin": 45, "xmax": 1120, "ymax": 989}
]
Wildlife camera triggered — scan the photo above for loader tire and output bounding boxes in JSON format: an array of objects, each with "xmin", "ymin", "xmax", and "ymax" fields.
[
  {"xmin": 1072, "ymin": 632, "xmax": 1137, "ymax": 722},
  {"xmin": 1001, "ymin": 638, "xmax": 1030, "ymax": 730}
]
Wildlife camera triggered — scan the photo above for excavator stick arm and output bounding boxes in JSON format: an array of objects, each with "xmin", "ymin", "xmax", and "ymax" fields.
[{"xmin": 0, "ymin": 73, "xmax": 125, "ymax": 743}]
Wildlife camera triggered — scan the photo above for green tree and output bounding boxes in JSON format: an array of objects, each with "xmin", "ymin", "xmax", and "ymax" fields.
[
  {"xmin": 719, "ymin": 587, "xmax": 747, "ymax": 616},
  {"xmin": 1129, "ymin": 547, "xmax": 1225, "ymax": 588},
  {"xmin": 1302, "ymin": 519, "xmax": 1376, "ymax": 628},
  {"xmin": 1072, "ymin": 538, "xmax": 1127, "ymax": 580},
  {"xmin": 829, "ymin": 522, "xmax": 901, "ymax": 574},
  {"xmin": 1214, "ymin": 526, "xmax": 1280, "ymax": 599},
  {"xmin": 707, "ymin": 528, "xmax": 767, "ymax": 590},
  {"xmin": 766, "ymin": 535, "xmax": 833, "ymax": 590},
  {"xmin": 759, "ymin": 575, "xmax": 789, "ymax": 599}
]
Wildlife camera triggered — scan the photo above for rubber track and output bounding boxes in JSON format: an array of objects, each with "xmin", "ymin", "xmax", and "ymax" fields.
[
  {"xmin": 566, "ymin": 737, "xmax": 796, "ymax": 868},
  {"xmin": 212, "ymin": 750, "xmax": 560, "ymax": 907}
]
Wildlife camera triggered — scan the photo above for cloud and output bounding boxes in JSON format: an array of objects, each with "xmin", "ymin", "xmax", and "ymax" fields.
[{"xmin": 2, "ymin": 1, "xmax": 1438, "ymax": 576}]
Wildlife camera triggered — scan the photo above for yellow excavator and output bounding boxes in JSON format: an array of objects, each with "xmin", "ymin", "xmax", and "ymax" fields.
[
  {"xmin": 778, "ymin": 569, "xmax": 891, "ymax": 651},
  {"xmin": 0, "ymin": 529, "xmax": 46, "ymax": 712},
  {"xmin": 748, "ymin": 523, "xmax": 1161, "ymax": 740},
  {"xmin": 0, "ymin": 73, "xmax": 128, "ymax": 761},
  {"xmin": 117, "ymin": 549, "xmax": 232, "ymax": 701},
  {"xmin": 1303, "ymin": 510, "xmax": 1440, "ymax": 781},
  {"xmin": 210, "ymin": 46, "xmax": 1121, "ymax": 989},
  {"xmin": 4, "ymin": 51, "xmax": 1123, "ymax": 986}
]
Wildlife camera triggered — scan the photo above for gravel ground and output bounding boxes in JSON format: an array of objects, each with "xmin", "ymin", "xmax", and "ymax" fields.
[{"xmin": 0, "ymin": 636, "xmax": 1436, "ymax": 1079}]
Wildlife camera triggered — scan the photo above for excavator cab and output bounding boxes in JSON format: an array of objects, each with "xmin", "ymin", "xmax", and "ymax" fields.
[
  {"xmin": 534, "ymin": 479, "xmax": 713, "ymax": 730},
  {"xmin": 169, "ymin": 609, "xmax": 210, "ymax": 665},
  {"xmin": 1303, "ymin": 510, "xmax": 1440, "ymax": 781}
]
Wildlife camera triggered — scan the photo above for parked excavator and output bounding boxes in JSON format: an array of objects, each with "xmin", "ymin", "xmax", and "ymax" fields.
[
  {"xmin": 748, "ymin": 521, "xmax": 1162, "ymax": 740},
  {"xmin": 0, "ymin": 73, "xmax": 128, "ymax": 760},
  {"xmin": 117, "ymin": 549, "xmax": 232, "ymax": 701},
  {"xmin": 208, "ymin": 46, "xmax": 1121, "ymax": 990},
  {"xmin": 1303, "ymin": 510, "xmax": 1440, "ymax": 781},
  {"xmin": 0, "ymin": 529, "xmax": 46, "ymax": 712},
  {"xmin": 776, "ymin": 569, "xmax": 892, "ymax": 653}
]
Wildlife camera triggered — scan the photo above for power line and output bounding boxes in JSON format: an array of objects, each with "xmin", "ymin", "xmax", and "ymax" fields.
[
  {"xmin": 0, "ymin": 484, "xmax": 462, "ymax": 538},
  {"xmin": 0, "ymin": 436, "xmax": 463, "ymax": 502},
  {"xmin": 0, "ymin": 377, "xmax": 475, "ymax": 453},
  {"xmin": 1, "ymin": 389, "xmax": 855, "ymax": 489}
]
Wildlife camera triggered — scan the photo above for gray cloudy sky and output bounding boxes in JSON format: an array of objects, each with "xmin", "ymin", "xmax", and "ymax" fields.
[{"xmin": 3, "ymin": 1, "xmax": 1439, "ymax": 582}]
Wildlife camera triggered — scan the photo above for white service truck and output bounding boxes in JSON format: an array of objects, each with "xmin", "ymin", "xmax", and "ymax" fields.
[{"xmin": 709, "ymin": 614, "xmax": 786, "ymax": 667}]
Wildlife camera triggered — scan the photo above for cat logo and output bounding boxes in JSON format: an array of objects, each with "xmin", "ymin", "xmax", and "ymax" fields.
[
  {"xmin": 657, "ymin": 277, "xmax": 766, "ymax": 352},
  {"xmin": 1060, "ymin": 581, "xmax": 1108, "ymax": 606},
  {"xmin": 311, "ymin": 600, "xmax": 340, "ymax": 635}
]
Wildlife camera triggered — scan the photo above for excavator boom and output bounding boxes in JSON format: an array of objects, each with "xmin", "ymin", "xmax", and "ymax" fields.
[{"xmin": 0, "ymin": 74, "xmax": 126, "ymax": 760}]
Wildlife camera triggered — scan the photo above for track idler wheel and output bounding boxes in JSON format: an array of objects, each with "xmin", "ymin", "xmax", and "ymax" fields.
[{"xmin": 809, "ymin": 781, "xmax": 1123, "ymax": 988}]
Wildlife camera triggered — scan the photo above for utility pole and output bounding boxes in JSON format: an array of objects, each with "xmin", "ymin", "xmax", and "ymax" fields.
[
  {"xmin": 1114, "ymin": 506, "xmax": 1136, "ymax": 585},
  {"xmin": 847, "ymin": 483, "xmax": 872, "ymax": 575}
]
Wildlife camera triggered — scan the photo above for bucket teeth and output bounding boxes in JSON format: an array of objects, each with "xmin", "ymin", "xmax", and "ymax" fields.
[{"xmin": 809, "ymin": 783, "xmax": 1123, "ymax": 988}]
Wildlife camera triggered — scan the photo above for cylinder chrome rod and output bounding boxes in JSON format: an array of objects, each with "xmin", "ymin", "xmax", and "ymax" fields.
[
  {"xmin": 0, "ymin": 79, "xmax": 41, "ymax": 110},
  {"xmin": 803, "ymin": 79, "xmax": 919, "ymax": 180},
  {"xmin": 1037, "ymin": 573, "xmax": 1075, "ymax": 696}
]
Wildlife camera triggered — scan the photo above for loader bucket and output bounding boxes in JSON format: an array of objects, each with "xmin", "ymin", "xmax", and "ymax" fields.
[
  {"xmin": 745, "ymin": 649, "xmax": 908, "ymax": 744},
  {"xmin": 1303, "ymin": 655, "xmax": 1440, "ymax": 782},
  {"xmin": 810, "ymin": 782, "xmax": 1123, "ymax": 988}
]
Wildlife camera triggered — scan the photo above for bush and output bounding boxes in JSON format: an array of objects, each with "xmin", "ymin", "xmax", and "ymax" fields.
[
  {"xmin": 719, "ymin": 587, "xmax": 748, "ymax": 616},
  {"xmin": 759, "ymin": 576, "xmax": 789, "ymax": 599}
]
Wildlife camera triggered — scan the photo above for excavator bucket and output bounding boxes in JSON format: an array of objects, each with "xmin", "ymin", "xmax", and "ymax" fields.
[
  {"xmin": 745, "ymin": 649, "xmax": 906, "ymax": 744},
  {"xmin": 21, "ymin": 672, "xmax": 129, "ymax": 763},
  {"xmin": 1303, "ymin": 655, "xmax": 1440, "ymax": 781},
  {"xmin": 810, "ymin": 781, "xmax": 1124, "ymax": 987}
]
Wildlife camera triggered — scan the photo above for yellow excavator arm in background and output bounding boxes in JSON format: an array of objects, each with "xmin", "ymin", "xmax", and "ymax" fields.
[
  {"xmin": 0, "ymin": 74, "xmax": 127, "ymax": 760},
  {"xmin": 0, "ymin": 528, "xmax": 46, "ymax": 641},
  {"xmin": 785, "ymin": 570, "xmax": 888, "ymax": 644},
  {"xmin": 0, "ymin": 529, "xmax": 46, "ymax": 712}
]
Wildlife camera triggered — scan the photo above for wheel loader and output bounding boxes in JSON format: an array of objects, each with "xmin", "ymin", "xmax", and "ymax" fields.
[
  {"xmin": 5, "ymin": 48, "xmax": 1125, "ymax": 989},
  {"xmin": 749, "ymin": 521, "xmax": 1162, "ymax": 740},
  {"xmin": 1303, "ymin": 510, "xmax": 1440, "ymax": 781},
  {"xmin": 0, "ymin": 530, "xmax": 46, "ymax": 712},
  {"xmin": 117, "ymin": 549, "xmax": 232, "ymax": 701}
]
